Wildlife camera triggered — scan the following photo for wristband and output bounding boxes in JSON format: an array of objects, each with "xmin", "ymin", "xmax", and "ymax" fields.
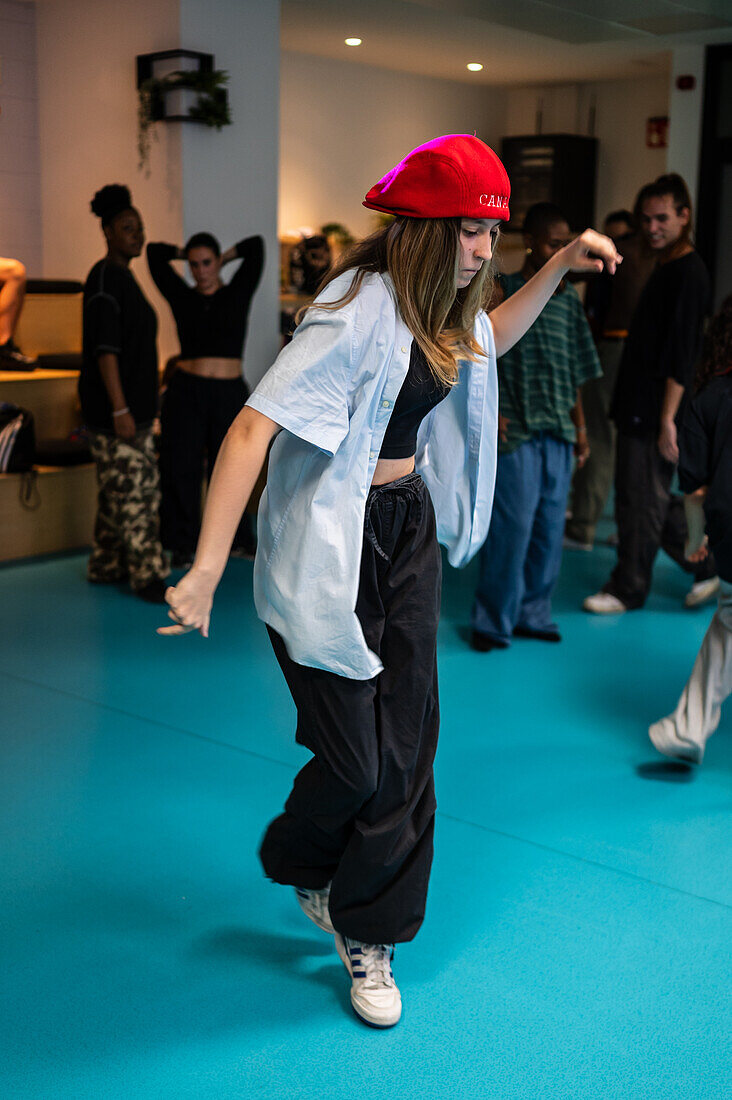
[
  {"xmin": 112, "ymin": 406, "xmax": 130, "ymax": 417},
  {"xmin": 576, "ymin": 425, "xmax": 587, "ymax": 436}
]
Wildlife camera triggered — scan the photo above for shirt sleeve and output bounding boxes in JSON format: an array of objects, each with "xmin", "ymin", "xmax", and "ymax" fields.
[
  {"xmin": 228, "ymin": 236, "xmax": 265, "ymax": 300},
  {"xmin": 677, "ymin": 395, "xmax": 711, "ymax": 493},
  {"xmin": 658, "ymin": 260, "xmax": 709, "ymax": 388},
  {"xmin": 573, "ymin": 293, "xmax": 602, "ymax": 386},
  {"xmin": 85, "ymin": 289, "xmax": 122, "ymax": 357},
  {"xmin": 246, "ymin": 300, "xmax": 355, "ymax": 456},
  {"xmin": 146, "ymin": 242, "xmax": 189, "ymax": 306}
]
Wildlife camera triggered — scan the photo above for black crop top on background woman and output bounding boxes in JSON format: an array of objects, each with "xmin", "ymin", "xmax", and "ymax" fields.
[
  {"xmin": 379, "ymin": 341, "xmax": 449, "ymax": 459},
  {"xmin": 146, "ymin": 237, "xmax": 264, "ymax": 360}
]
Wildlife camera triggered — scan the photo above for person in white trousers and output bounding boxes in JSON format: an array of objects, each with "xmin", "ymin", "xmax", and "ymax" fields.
[{"xmin": 649, "ymin": 296, "xmax": 732, "ymax": 764}]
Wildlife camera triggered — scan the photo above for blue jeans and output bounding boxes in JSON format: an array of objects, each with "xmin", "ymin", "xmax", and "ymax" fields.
[{"xmin": 472, "ymin": 433, "xmax": 573, "ymax": 646}]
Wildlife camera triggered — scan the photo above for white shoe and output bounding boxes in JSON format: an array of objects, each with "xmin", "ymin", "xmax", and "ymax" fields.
[
  {"xmin": 583, "ymin": 591, "xmax": 627, "ymax": 614},
  {"xmin": 649, "ymin": 717, "xmax": 704, "ymax": 765},
  {"xmin": 335, "ymin": 934, "xmax": 402, "ymax": 1028},
  {"xmin": 295, "ymin": 885, "xmax": 334, "ymax": 934},
  {"xmin": 684, "ymin": 576, "xmax": 720, "ymax": 609},
  {"xmin": 563, "ymin": 536, "xmax": 593, "ymax": 552}
]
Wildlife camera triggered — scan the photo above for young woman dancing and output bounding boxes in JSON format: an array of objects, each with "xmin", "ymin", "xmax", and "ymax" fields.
[{"xmin": 159, "ymin": 135, "xmax": 620, "ymax": 1027}]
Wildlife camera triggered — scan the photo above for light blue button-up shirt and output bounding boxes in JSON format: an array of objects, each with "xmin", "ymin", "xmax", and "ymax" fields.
[{"xmin": 246, "ymin": 270, "xmax": 498, "ymax": 679}]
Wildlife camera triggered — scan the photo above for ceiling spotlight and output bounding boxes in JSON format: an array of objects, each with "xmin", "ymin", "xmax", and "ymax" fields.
[
  {"xmin": 467, "ymin": 63, "xmax": 483, "ymax": 72},
  {"xmin": 345, "ymin": 38, "xmax": 362, "ymax": 46}
]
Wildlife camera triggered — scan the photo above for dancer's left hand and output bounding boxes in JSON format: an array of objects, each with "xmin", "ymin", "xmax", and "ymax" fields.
[{"xmin": 560, "ymin": 230, "xmax": 622, "ymax": 276}]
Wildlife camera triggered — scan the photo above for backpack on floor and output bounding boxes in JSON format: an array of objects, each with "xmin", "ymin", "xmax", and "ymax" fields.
[{"xmin": 0, "ymin": 402, "xmax": 36, "ymax": 472}]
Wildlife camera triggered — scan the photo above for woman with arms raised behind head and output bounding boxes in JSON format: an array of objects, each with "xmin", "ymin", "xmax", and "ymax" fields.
[
  {"xmin": 158, "ymin": 135, "xmax": 620, "ymax": 1027},
  {"xmin": 147, "ymin": 228, "xmax": 264, "ymax": 567}
]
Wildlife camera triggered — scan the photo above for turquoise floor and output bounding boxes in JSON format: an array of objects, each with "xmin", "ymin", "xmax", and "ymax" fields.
[{"xmin": 3, "ymin": 534, "xmax": 731, "ymax": 1099}]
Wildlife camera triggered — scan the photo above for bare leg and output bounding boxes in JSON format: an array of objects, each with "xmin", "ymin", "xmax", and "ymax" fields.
[{"xmin": 0, "ymin": 258, "xmax": 27, "ymax": 344}]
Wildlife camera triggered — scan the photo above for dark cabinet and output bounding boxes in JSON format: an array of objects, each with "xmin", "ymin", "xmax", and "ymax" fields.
[{"xmin": 500, "ymin": 134, "xmax": 598, "ymax": 233}]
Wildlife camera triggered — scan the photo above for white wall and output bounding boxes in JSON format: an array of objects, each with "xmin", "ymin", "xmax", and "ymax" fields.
[
  {"xmin": 0, "ymin": 0, "xmax": 43, "ymax": 272},
  {"xmin": 35, "ymin": 0, "xmax": 184, "ymax": 363},
  {"xmin": 667, "ymin": 45, "xmax": 707, "ymax": 218},
  {"xmin": 180, "ymin": 0, "xmax": 280, "ymax": 386},
  {"xmin": 502, "ymin": 75, "xmax": 670, "ymax": 228},
  {"xmin": 280, "ymin": 50, "xmax": 507, "ymax": 240}
]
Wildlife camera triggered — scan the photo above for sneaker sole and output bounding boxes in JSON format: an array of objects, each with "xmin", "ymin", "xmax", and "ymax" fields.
[{"xmin": 334, "ymin": 935, "xmax": 402, "ymax": 1028}]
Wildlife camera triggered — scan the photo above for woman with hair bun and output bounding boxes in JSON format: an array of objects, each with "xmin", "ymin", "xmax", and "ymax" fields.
[
  {"xmin": 80, "ymin": 184, "xmax": 168, "ymax": 603},
  {"xmin": 158, "ymin": 136, "xmax": 620, "ymax": 1026},
  {"xmin": 147, "ymin": 229, "xmax": 264, "ymax": 567}
]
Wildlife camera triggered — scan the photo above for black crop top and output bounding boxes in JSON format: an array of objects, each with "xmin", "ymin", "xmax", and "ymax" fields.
[
  {"xmin": 146, "ymin": 237, "xmax": 264, "ymax": 360},
  {"xmin": 379, "ymin": 340, "xmax": 449, "ymax": 459}
]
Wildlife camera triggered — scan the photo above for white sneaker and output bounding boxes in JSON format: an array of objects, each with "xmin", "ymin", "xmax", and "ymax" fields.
[
  {"xmin": 295, "ymin": 885, "xmax": 335, "ymax": 934},
  {"xmin": 684, "ymin": 576, "xmax": 720, "ymax": 609},
  {"xmin": 649, "ymin": 717, "xmax": 704, "ymax": 765},
  {"xmin": 583, "ymin": 591, "xmax": 628, "ymax": 614},
  {"xmin": 335, "ymin": 934, "xmax": 402, "ymax": 1028}
]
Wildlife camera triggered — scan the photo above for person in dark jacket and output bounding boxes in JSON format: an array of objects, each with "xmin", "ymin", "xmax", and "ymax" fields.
[
  {"xmin": 584, "ymin": 173, "xmax": 718, "ymax": 614},
  {"xmin": 80, "ymin": 184, "xmax": 168, "ymax": 603}
]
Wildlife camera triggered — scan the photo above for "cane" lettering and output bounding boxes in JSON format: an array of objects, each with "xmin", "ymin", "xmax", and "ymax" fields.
[{"xmin": 479, "ymin": 194, "xmax": 509, "ymax": 208}]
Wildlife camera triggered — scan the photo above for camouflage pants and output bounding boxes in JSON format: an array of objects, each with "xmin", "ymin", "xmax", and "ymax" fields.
[{"xmin": 88, "ymin": 427, "xmax": 168, "ymax": 590}]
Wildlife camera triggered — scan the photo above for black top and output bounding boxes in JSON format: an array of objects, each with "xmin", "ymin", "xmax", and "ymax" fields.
[
  {"xmin": 611, "ymin": 250, "xmax": 710, "ymax": 436},
  {"xmin": 80, "ymin": 259, "xmax": 158, "ymax": 431},
  {"xmin": 379, "ymin": 341, "xmax": 449, "ymax": 460},
  {"xmin": 678, "ymin": 375, "xmax": 732, "ymax": 583},
  {"xmin": 146, "ymin": 237, "xmax": 264, "ymax": 361}
]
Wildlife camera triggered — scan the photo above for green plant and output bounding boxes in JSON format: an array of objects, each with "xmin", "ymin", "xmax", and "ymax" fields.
[
  {"xmin": 321, "ymin": 222, "xmax": 355, "ymax": 246},
  {"xmin": 137, "ymin": 69, "xmax": 231, "ymax": 173}
]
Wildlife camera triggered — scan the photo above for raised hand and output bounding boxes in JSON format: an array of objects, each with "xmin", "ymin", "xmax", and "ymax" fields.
[{"xmin": 560, "ymin": 229, "xmax": 622, "ymax": 276}]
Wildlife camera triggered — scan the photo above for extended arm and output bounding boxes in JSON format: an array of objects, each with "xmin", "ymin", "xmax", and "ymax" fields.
[
  {"xmin": 489, "ymin": 230, "xmax": 621, "ymax": 358},
  {"xmin": 159, "ymin": 406, "xmax": 279, "ymax": 636}
]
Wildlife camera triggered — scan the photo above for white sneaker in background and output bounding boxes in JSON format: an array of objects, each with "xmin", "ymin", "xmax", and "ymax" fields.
[
  {"xmin": 583, "ymin": 592, "xmax": 628, "ymax": 614},
  {"xmin": 684, "ymin": 576, "xmax": 720, "ymax": 609},
  {"xmin": 649, "ymin": 717, "xmax": 704, "ymax": 764},
  {"xmin": 295, "ymin": 885, "xmax": 335, "ymax": 934},
  {"xmin": 335, "ymin": 934, "xmax": 402, "ymax": 1028}
]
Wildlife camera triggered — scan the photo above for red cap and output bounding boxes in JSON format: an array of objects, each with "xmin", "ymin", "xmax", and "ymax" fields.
[{"xmin": 363, "ymin": 134, "xmax": 511, "ymax": 222}]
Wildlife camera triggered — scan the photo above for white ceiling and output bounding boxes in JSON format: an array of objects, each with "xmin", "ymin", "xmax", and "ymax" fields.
[{"xmin": 281, "ymin": 0, "xmax": 732, "ymax": 84}]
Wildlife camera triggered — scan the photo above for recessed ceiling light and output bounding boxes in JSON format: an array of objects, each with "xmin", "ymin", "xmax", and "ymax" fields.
[
  {"xmin": 345, "ymin": 38, "xmax": 362, "ymax": 46},
  {"xmin": 467, "ymin": 63, "xmax": 483, "ymax": 72}
]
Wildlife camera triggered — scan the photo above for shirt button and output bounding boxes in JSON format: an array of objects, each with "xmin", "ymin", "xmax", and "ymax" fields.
[
  {"xmin": 369, "ymin": 450, "xmax": 377, "ymax": 459},
  {"xmin": 400, "ymin": 346, "xmax": 407, "ymax": 353},
  {"xmin": 382, "ymin": 399, "xmax": 391, "ymax": 409}
]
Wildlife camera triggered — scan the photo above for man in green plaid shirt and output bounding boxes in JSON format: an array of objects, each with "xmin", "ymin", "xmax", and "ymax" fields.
[{"xmin": 472, "ymin": 202, "xmax": 601, "ymax": 651}]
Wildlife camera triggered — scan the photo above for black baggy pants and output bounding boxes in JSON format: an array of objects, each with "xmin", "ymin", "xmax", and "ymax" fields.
[
  {"xmin": 603, "ymin": 431, "xmax": 716, "ymax": 608},
  {"xmin": 159, "ymin": 370, "xmax": 254, "ymax": 556},
  {"xmin": 260, "ymin": 472, "xmax": 442, "ymax": 945}
]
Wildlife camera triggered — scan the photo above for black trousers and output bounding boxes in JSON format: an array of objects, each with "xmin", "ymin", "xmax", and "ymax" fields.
[
  {"xmin": 159, "ymin": 370, "xmax": 254, "ymax": 555},
  {"xmin": 604, "ymin": 431, "xmax": 716, "ymax": 608},
  {"xmin": 260, "ymin": 472, "xmax": 442, "ymax": 945}
]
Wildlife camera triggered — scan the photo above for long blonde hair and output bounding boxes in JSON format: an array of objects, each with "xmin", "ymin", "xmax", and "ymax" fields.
[{"xmin": 296, "ymin": 217, "xmax": 494, "ymax": 387}]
